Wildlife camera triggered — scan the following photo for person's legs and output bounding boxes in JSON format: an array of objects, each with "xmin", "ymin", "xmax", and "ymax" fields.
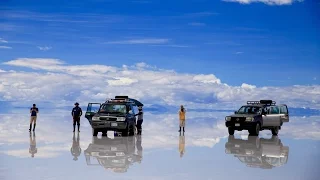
[
  {"xmin": 182, "ymin": 120, "xmax": 185, "ymax": 132},
  {"xmin": 77, "ymin": 118, "xmax": 80, "ymax": 132},
  {"xmin": 137, "ymin": 120, "xmax": 143, "ymax": 135},
  {"xmin": 33, "ymin": 117, "xmax": 37, "ymax": 131},
  {"xmin": 73, "ymin": 118, "xmax": 76, "ymax": 132},
  {"xmin": 179, "ymin": 120, "xmax": 182, "ymax": 132},
  {"xmin": 29, "ymin": 117, "xmax": 33, "ymax": 131}
]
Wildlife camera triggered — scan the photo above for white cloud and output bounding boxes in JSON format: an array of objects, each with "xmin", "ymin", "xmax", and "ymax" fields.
[
  {"xmin": 37, "ymin": 46, "xmax": 52, "ymax": 51},
  {"xmin": 1, "ymin": 58, "xmax": 320, "ymax": 109},
  {"xmin": 0, "ymin": 46, "xmax": 12, "ymax": 49},
  {"xmin": 188, "ymin": 22, "xmax": 206, "ymax": 26},
  {"xmin": 222, "ymin": 0, "xmax": 303, "ymax": 5},
  {"xmin": 104, "ymin": 38, "xmax": 170, "ymax": 45},
  {"xmin": 235, "ymin": 51, "xmax": 243, "ymax": 54},
  {"xmin": 0, "ymin": 38, "xmax": 8, "ymax": 43},
  {"xmin": 241, "ymin": 83, "xmax": 256, "ymax": 89}
]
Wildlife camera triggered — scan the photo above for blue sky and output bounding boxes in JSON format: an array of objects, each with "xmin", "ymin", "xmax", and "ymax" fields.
[
  {"xmin": 0, "ymin": 0, "xmax": 319, "ymax": 109},
  {"xmin": 1, "ymin": 0, "xmax": 319, "ymax": 86}
]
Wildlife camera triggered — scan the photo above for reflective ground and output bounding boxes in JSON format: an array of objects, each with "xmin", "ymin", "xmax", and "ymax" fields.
[{"xmin": 0, "ymin": 109, "xmax": 319, "ymax": 180}]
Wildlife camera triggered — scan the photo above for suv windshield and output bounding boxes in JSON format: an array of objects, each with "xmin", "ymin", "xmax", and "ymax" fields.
[
  {"xmin": 237, "ymin": 106, "xmax": 262, "ymax": 114},
  {"xmin": 99, "ymin": 104, "xmax": 127, "ymax": 114}
]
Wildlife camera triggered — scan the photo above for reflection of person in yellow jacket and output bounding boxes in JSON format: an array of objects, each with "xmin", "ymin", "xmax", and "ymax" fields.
[
  {"xmin": 178, "ymin": 105, "xmax": 186, "ymax": 133},
  {"xmin": 179, "ymin": 135, "xmax": 185, "ymax": 158}
]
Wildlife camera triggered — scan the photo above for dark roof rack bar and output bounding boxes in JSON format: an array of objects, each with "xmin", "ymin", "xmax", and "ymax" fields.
[{"xmin": 247, "ymin": 100, "xmax": 276, "ymax": 106}]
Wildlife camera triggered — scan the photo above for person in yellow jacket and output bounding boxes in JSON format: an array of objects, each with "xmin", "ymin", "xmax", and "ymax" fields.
[{"xmin": 178, "ymin": 105, "xmax": 186, "ymax": 132}]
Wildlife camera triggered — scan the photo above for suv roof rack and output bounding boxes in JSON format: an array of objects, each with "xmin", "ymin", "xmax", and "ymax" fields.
[
  {"xmin": 247, "ymin": 100, "xmax": 276, "ymax": 106},
  {"xmin": 115, "ymin": 96, "xmax": 129, "ymax": 99}
]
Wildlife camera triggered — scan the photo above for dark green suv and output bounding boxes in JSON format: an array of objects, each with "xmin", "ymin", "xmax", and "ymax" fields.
[{"xmin": 85, "ymin": 96, "xmax": 143, "ymax": 136}]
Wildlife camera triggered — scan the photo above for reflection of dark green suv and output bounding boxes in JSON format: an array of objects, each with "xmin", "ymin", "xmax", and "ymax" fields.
[
  {"xmin": 84, "ymin": 136, "xmax": 143, "ymax": 173},
  {"xmin": 225, "ymin": 100, "xmax": 289, "ymax": 136},
  {"xmin": 85, "ymin": 96, "xmax": 143, "ymax": 136}
]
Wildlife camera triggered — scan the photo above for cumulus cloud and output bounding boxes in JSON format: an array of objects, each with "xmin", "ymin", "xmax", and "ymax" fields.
[
  {"xmin": 0, "ymin": 58, "xmax": 320, "ymax": 109},
  {"xmin": 37, "ymin": 46, "xmax": 52, "ymax": 51},
  {"xmin": 222, "ymin": 0, "xmax": 304, "ymax": 5}
]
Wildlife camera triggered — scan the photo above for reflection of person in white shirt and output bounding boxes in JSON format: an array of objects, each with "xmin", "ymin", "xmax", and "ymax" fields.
[
  {"xmin": 29, "ymin": 132, "xmax": 37, "ymax": 158},
  {"xmin": 71, "ymin": 132, "xmax": 81, "ymax": 161}
]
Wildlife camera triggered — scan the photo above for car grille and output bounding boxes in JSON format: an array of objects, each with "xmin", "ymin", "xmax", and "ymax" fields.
[
  {"xmin": 99, "ymin": 117, "xmax": 118, "ymax": 121},
  {"xmin": 231, "ymin": 117, "xmax": 246, "ymax": 122}
]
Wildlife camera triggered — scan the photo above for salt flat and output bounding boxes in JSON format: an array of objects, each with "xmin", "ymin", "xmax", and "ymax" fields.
[{"xmin": 0, "ymin": 110, "xmax": 319, "ymax": 180}]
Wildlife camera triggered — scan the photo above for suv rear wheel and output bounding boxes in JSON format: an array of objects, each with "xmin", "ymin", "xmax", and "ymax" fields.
[
  {"xmin": 271, "ymin": 127, "xmax": 279, "ymax": 136},
  {"xmin": 92, "ymin": 128, "xmax": 98, "ymax": 136},
  {"xmin": 228, "ymin": 127, "xmax": 235, "ymax": 135}
]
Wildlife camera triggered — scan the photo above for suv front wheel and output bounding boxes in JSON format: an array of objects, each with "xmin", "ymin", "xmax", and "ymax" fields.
[
  {"xmin": 249, "ymin": 123, "xmax": 260, "ymax": 136},
  {"xmin": 228, "ymin": 127, "xmax": 235, "ymax": 135},
  {"xmin": 92, "ymin": 128, "xmax": 98, "ymax": 136}
]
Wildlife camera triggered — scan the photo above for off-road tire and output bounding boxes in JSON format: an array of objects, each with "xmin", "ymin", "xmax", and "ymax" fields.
[
  {"xmin": 271, "ymin": 127, "xmax": 279, "ymax": 136},
  {"xmin": 122, "ymin": 126, "xmax": 130, "ymax": 136},
  {"xmin": 92, "ymin": 128, "xmax": 98, "ymax": 136},
  {"xmin": 228, "ymin": 127, "xmax": 235, "ymax": 135}
]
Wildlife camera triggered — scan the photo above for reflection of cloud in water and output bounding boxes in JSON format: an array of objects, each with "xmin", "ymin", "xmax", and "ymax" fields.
[{"xmin": 0, "ymin": 111, "xmax": 319, "ymax": 159}]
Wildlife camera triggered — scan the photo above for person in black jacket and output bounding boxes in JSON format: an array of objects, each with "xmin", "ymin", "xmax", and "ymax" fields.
[
  {"xmin": 135, "ymin": 106, "xmax": 143, "ymax": 135},
  {"xmin": 71, "ymin": 102, "xmax": 82, "ymax": 132}
]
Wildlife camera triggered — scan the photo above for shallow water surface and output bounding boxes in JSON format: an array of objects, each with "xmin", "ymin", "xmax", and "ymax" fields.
[{"xmin": 0, "ymin": 110, "xmax": 319, "ymax": 180}]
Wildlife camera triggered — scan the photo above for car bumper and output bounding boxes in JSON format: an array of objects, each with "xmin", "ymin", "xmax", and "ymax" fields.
[
  {"xmin": 91, "ymin": 121, "xmax": 127, "ymax": 130},
  {"xmin": 225, "ymin": 121, "xmax": 256, "ymax": 130}
]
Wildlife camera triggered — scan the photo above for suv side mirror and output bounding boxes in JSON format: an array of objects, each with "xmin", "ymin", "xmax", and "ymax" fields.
[{"xmin": 234, "ymin": 111, "xmax": 237, "ymax": 114}]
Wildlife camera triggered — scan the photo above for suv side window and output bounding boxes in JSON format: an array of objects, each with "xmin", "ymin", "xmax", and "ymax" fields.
[
  {"xmin": 270, "ymin": 106, "xmax": 279, "ymax": 114},
  {"xmin": 280, "ymin": 106, "xmax": 288, "ymax": 114},
  {"xmin": 128, "ymin": 105, "xmax": 134, "ymax": 115}
]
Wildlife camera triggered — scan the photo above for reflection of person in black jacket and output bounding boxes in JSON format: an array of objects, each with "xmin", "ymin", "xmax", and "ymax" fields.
[
  {"xmin": 29, "ymin": 132, "xmax": 37, "ymax": 158},
  {"xmin": 136, "ymin": 135, "xmax": 143, "ymax": 163},
  {"xmin": 71, "ymin": 132, "xmax": 81, "ymax": 161},
  {"xmin": 135, "ymin": 107, "xmax": 143, "ymax": 135}
]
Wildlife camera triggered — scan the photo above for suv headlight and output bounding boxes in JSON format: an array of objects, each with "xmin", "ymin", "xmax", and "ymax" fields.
[
  {"xmin": 245, "ymin": 117, "xmax": 253, "ymax": 121},
  {"xmin": 92, "ymin": 116, "xmax": 100, "ymax": 121},
  {"xmin": 225, "ymin": 117, "xmax": 231, "ymax": 121},
  {"xmin": 117, "ymin": 117, "xmax": 126, "ymax": 121}
]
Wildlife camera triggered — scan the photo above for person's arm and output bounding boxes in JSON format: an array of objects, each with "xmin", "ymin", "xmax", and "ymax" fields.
[
  {"xmin": 30, "ymin": 108, "xmax": 32, "ymax": 114},
  {"xmin": 79, "ymin": 108, "xmax": 83, "ymax": 117},
  {"xmin": 36, "ymin": 108, "xmax": 39, "ymax": 114},
  {"xmin": 71, "ymin": 108, "xmax": 74, "ymax": 117}
]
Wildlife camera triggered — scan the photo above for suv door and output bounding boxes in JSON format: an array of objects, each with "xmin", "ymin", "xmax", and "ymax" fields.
[
  {"xmin": 262, "ymin": 107, "xmax": 270, "ymax": 127},
  {"xmin": 127, "ymin": 104, "xmax": 136, "ymax": 126},
  {"xmin": 268, "ymin": 106, "xmax": 281, "ymax": 126},
  {"xmin": 85, "ymin": 103, "xmax": 101, "ymax": 124},
  {"xmin": 279, "ymin": 105, "xmax": 289, "ymax": 123}
]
